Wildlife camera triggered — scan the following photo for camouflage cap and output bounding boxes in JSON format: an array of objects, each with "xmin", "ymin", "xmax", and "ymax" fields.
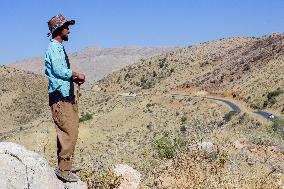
[{"xmin": 47, "ymin": 14, "xmax": 75, "ymax": 37}]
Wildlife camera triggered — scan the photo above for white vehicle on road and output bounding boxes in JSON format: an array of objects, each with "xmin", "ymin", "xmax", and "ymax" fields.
[{"xmin": 268, "ymin": 114, "xmax": 275, "ymax": 119}]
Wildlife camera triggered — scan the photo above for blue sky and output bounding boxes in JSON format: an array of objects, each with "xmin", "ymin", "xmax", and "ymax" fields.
[{"xmin": 0, "ymin": 0, "xmax": 283, "ymax": 64}]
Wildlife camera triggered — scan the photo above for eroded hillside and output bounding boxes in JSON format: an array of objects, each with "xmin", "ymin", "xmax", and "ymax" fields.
[
  {"xmin": 184, "ymin": 34, "xmax": 284, "ymax": 115},
  {"xmin": 96, "ymin": 34, "xmax": 283, "ymax": 115}
]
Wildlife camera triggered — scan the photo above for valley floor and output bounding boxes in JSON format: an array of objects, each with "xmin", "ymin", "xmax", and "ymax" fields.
[{"xmin": 3, "ymin": 92, "xmax": 284, "ymax": 188}]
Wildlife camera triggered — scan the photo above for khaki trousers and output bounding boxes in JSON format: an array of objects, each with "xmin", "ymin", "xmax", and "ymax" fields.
[{"xmin": 51, "ymin": 102, "xmax": 79, "ymax": 171}]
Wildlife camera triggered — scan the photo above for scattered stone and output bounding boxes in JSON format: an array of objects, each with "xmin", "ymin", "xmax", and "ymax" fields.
[
  {"xmin": 274, "ymin": 144, "xmax": 284, "ymax": 153},
  {"xmin": 188, "ymin": 141, "xmax": 214, "ymax": 152},
  {"xmin": 146, "ymin": 122, "xmax": 157, "ymax": 131},
  {"xmin": 113, "ymin": 164, "xmax": 141, "ymax": 189},
  {"xmin": 92, "ymin": 84, "xmax": 101, "ymax": 92},
  {"xmin": 118, "ymin": 92, "xmax": 138, "ymax": 97},
  {"xmin": 233, "ymin": 140, "xmax": 245, "ymax": 150}
]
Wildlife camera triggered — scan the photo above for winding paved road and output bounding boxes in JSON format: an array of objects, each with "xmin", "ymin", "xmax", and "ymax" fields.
[
  {"xmin": 171, "ymin": 93, "xmax": 280, "ymax": 121},
  {"xmin": 255, "ymin": 111, "xmax": 279, "ymax": 120},
  {"xmin": 203, "ymin": 97, "xmax": 241, "ymax": 113}
]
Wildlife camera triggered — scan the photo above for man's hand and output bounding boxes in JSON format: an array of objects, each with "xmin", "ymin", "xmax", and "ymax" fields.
[
  {"xmin": 72, "ymin": 72, "xmax": 86, "ymax": 85},
  {"xmin": 77, "ymin": 73, "xmax": 85, "ymax": 85}
]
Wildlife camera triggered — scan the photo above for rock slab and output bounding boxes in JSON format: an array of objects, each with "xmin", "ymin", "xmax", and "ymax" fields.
[{"xmin": 0, "ymin": 142, "xmax": 87, "ymax": 189}]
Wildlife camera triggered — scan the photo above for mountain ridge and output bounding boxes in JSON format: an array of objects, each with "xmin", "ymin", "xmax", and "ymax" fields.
[{"xmin": 8, "ymin": 45, "xmax": 180, "ymax": 88}]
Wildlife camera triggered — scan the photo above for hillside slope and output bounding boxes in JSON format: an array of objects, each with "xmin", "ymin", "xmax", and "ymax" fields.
[
  {"xmin": 1, "ymin": 46, "xmax": 179, "ymax": 137},
  {"xmin": 0, "ymin": 66, "xmax": 49, "ymax": 136},
  {"xmin": 96, "ymin": 37, "xmax": 255, "ymax": 92},
  {"xmin": 1, "ymin": 34, "xmax": 284, "ymax": 188},
  {"xmin": 183, "ymin": 33, "xmax": 284, "ymax": 114},
  {"xmin": 96, "ymin": 34, "xmax": 283, "ymax": 115}
]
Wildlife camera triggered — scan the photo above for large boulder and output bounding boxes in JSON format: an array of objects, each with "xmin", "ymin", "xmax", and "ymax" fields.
[{"xmin": 0, "ymin": 142, "xmax": 87, "ymax": 189}]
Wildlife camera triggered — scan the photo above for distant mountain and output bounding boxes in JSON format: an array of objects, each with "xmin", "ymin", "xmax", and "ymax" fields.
[{"xmin": 8, "ymin": 46, "xmax": 180, "ymax": 88}]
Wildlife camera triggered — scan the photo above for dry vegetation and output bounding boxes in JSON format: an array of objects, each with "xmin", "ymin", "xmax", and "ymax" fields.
[
  {"xmin": 0, "ymin": 66, "xmax": 49, "ymax": 138},
  {"xmin": 144, "ymin": 113, "xmax": 284, "ymax": 189},
  {"xmin": 1, "ymin": 34, "xmax": 284, "ymax": 188},
  {"xmin": 97, "ymin": 34, "xmax": 284, "ymax": 115}
]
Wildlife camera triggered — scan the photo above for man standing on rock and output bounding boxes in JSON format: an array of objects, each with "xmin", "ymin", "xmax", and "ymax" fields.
[{"xmin": 45, "ymin": 14, "xmax": 85, "ymax": 182}]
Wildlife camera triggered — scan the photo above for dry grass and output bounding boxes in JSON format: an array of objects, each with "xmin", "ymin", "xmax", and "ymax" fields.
[
  {"xmin": 149, "ymin": 149, "xmax": 282, "ymax": 189},
  {"xmin": 1, "ymin": 34, "xmax": 284, "ymax": 188},
  {"xmin": 141, "ymin": 113, "xmax": 284, "ymax": 189},
  {"xmin": 80, "ymin": 168, "xmax": 122, "ymax": 189}
]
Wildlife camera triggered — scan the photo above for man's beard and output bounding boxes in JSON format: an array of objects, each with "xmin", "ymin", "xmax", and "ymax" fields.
[{"xmin": 62, "ymin": 35, "xmax": 69, "ymax": 41}]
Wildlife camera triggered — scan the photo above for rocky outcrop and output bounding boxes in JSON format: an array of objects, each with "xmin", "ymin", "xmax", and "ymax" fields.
[{"xmin": 0, "ymin": 142, "xmax": 87, "ymax": 189}]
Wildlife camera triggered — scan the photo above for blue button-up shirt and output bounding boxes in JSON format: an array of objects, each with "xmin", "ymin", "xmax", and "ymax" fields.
[{"xmin": 44, "ymin": 39, "xmax": 73, "ymax": 97}]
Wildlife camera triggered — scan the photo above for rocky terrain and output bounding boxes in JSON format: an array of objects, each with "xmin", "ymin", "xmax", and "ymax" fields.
[
  {"xmin": 8, "ymin": 46, "xmax": 179, "ymax": 88},
  {"xmin": 0, "ymin": 142, "xmax": 141, "ymax": 189},
  {"xmin": 0, "ymin": 34, "xmax": 283, "ymax": 188}
]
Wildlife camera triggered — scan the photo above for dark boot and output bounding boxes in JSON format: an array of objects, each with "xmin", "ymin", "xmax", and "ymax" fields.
[
  {"xmin": 70, "ymin": 166, "xmax": 82, "ymax": 173},
  {"xmin": 55, "ymin": 168, "xmax": 79, "ymax": 182}
]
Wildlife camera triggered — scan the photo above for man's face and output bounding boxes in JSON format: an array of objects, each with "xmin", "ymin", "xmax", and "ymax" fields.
[{"xmin": 61, "ymin": 25, "xmax": 70, "ymax": 41}]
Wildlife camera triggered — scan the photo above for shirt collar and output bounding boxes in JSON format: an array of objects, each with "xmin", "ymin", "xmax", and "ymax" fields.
[{"xmin": 50, "ymin": 39, "xmax": 64, "ymax": 48}]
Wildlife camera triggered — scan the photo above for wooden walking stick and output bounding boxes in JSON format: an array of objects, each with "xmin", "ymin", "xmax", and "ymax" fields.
[{"xmin": 76, "ymin": 84, "xmax": 80, "ymax": 110}]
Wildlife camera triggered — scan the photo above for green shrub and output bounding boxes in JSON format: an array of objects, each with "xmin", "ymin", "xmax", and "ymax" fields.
[
  {"xmin": 223, "ymin": 111, "xmax": 237, "ymax": 122},
  {"xmin": 138, "ymin": 75, "xmax": 154, "ymax": 89},
  {"xmin": 250, "ymin": 102, "xmax": 262, "ymax": 109},
  {"xmin": 158, "ymin": 58, "xmax": 167, "ymax": 68},
  {"xmin": 181, "ymin": 115, "xmax": 187, "ymax": 124},
  {"xmin": 141, "ymin": 81, "xmax": 153, "ymax": 89},
  {"xmin": 251, "ymin": 133, "xmax": 274, "ymax": 146},
  {"xmin": 216, "ymin": 151, "xmax": 230, "ymax": 166},
  {"xmin": 200, "ymin": 61, "xmax": 210, "ymax": 67},
  {"xmin": 153, "ymin": 136, "xmax": 184, "ymax": 159},
  {"xmin": 267, "ymin": 118, "xmax": 284, "ymax": 138},
  {"xmin": 79, "ymin": 113, "xmax": 93, "ymax": 122},
  {"xmin": 159, "ymin": 62, "xmax": 165, "ymax": 68},
  {"xmin": 263, "ymin": 89, "xmax": 283, "ymax": 107},
  {"xmin": 80, "ymin": 168, "xmax": 121, "ymax": 189},
  {"xmin": 146, "ymin": 103, "xmax": 155, "ymax": 108},
  {"xmin": 124, "ymin": 73, "xmax": 131, "ymax": 80},
  {"xmin": 140, "ymin": 76, "xmax": 147, "ymax": 85},
  {"xmin": 267, "ymin": 89, "xmax": 283, "ymax": 100},
  {"xmin": 180, "ymin": 125, "xmax": 187, "ymax": 132}
]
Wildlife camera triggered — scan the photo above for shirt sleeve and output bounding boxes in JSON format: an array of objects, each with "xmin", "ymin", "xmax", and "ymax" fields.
[{"xmin": 48, "ymin": 47, "xmax": 73, "ymax": 80}]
